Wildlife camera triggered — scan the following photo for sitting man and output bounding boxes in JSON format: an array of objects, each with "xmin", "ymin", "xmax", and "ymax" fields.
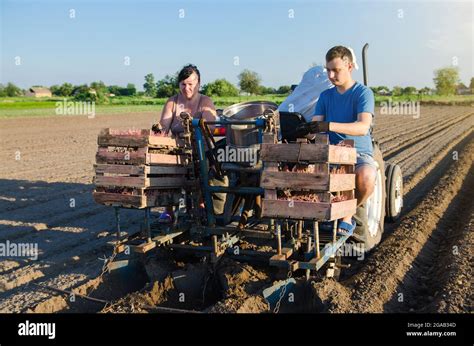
[{"xmin": 307, "ymin": 46, "xmax": 376, "ymax": 236}]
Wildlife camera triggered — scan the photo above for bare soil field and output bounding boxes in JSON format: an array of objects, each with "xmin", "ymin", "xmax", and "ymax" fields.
[{"xmin": 0, "ymin": 106, "xmax": 472, "ymax": 313}]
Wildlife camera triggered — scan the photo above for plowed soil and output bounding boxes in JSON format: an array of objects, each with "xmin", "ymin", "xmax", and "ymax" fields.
[{"xmin": 0, "ymin": 106, "xmax": 472, "ymax": 313}]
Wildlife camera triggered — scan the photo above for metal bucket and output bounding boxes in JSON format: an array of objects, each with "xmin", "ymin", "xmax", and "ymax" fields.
[
  {"xmin": 221, "ymin": 101, "xmax": 278, "ymax": 167},
  {"xmin": 222, "ymin": 101, "xmax": 278, "ymax": 147}
]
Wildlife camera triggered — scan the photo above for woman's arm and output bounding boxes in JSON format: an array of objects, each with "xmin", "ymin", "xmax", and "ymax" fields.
[
  {"xmin": 200, "ymin": 96, "xmax": 218, "ymax": 131},
  {"xmin": 159, "ymin": 98, "xmax": 175, "ymax": 133}
]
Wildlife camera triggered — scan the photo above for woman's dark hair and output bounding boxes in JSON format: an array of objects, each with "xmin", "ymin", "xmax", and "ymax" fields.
[{"xmin": 178, "ymin": 64, "xmax": 201, "ymax": 84}]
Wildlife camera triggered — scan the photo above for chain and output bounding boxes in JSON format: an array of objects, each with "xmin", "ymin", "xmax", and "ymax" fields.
[
  {"xmin": 273, "ymin": 269, "xmax": 293, "ymax": 314},
  {"xmin": 97, "ymin": 243, "xmax": 119, "ymax": 282},
  {"xmin": 96, "ymin": 243, "xmax": 121, "ymax": 313}
]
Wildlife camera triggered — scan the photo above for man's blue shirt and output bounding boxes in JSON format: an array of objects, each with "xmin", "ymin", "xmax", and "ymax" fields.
[{"xmin": 314, "ymin": 81, "xmax": 375, "ymax": 155}]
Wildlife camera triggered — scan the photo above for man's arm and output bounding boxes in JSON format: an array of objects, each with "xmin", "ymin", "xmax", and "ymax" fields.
[{"xmin": 327, "ymin": 112, "xmax": 372, "ymax": 136}]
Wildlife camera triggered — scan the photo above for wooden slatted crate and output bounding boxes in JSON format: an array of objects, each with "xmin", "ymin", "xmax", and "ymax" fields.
[
  {"xmin": 260, "ymin": 135, "xmax": 358, "ymax": 221},
  {"xmin": 92, "ymin": 128, "xmax": 189, "ymax": 208}
]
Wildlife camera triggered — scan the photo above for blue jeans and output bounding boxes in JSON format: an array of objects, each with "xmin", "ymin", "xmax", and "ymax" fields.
[{"xmin": 356, "ymin": 152, "xmax": 377, "ymax": 170}]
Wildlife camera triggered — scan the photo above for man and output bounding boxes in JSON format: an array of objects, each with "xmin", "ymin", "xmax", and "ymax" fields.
[{"xmin": 308, "ymin": 46, "xmax": 376, "ymax": 236}]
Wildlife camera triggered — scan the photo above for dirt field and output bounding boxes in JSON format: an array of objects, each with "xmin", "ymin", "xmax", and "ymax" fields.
[{"xmin": 0, "ymin": 106, "xmax": 472, "ymax": 313}]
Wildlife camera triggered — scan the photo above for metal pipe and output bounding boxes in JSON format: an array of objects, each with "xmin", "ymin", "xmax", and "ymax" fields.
[
  {"xmin": 205, "ymin": 120, "xmax": 266, "ymax": 126},
  {"xmin": 143, "ymin": 305, "xmax": 203, "ymax": 314},
  {"xmin": 208, "ymin": 186, "xmax": 264, "ymax": 195},
  {"xmin": 212, "ymin": 235, "xmax": 218, "ymax": 255},
  {"xmin": 276, "ymin": 223, "xmax": 282, "ymax": 255},
  {"xmin": 332, "ymin": 219, "xmax": 338, "ymax": 244},
  {"xmin": 297, "ymin": 220, "xmax": 303, "ymax": 239},
  {"xmin": 306, "ymin": 236, "xmax": 312, "ymax": 280},
  {"xmin": 313, "ymin": 221, "xmax": 320, "ymax": 259},
  {"xmin": 193, "ymin": 120, "xmax": 216, "ymax": 226},
  {"xmin": 33, "ymin": 283, "xmax": 109, "ymax": 305},
  {"xmin": 144, "ymin": 207, "xmax": 151, "ymax": 242},
  {"xmin": 362, "ymin": 43, "xmax": 369, "ymax": 86},
  {"xmin": 114, "ymin": 206, "xmax": 121, "ymax": 240}
]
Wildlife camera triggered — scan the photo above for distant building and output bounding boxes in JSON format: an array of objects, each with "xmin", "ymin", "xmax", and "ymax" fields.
[
  {"xmin": 378, "ymin": 88, "xmax": 392, "ymax": 96},
  {"xmin": 456, "ymin": 87, "xmax": 471, "ymax": 95},
  {"xmin": 25, "ymin": 87, "xmax": 52, "ymax": 98}
]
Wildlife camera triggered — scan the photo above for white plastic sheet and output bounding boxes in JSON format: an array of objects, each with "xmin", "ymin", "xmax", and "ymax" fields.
[{"xmin": 278, "ymin": 65, "xmax": 334, "ymax": 122}]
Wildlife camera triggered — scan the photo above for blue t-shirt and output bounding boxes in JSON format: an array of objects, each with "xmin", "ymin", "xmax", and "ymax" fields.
[{"xmin": 314, "ymin": 81, "xmax": 374, "ymax": 155}]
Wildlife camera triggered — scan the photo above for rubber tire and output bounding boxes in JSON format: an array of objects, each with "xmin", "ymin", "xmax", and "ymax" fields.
[
  {"xmin": 352, "ymin": 143, "xmax": 386, "ymax": 252},
  {"xmin": 384, "ymin": 163, "xmax": 394, "ymax": 219},
  {"xmin": 385, "ymin": 164, "xmax": 403, "ymax": 222}
]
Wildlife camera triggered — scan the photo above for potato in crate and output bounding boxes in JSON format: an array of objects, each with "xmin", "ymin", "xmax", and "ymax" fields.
[
  {"xmin": 260, "ymin": 135, "xmax": 357, "ymax": 221},
  {"xmin": 92, "ymin": 128, "xmax": 190, "ymax": 209}
]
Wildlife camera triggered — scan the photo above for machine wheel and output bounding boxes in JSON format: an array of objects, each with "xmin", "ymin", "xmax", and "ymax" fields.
[
  {"xmin": 385, "ymin": 163, "xmax": 403, "ymax": 222},
  {"xmin": 353, "ymin": 143, "xmax": 386, "ymax": 252}
]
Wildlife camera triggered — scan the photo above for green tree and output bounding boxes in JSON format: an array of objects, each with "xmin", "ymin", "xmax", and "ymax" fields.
[
  {"xmin": 433, "ymin": 67, "xmax": 459, "ymax": 95},
  {"xmin": 73, "ymin": 84, "xmax": 107, "ymax": 104},
  {"xmin": 108, "ymin": 85, "xmax": 121, "ymax": 95},
  {"xmin": 202, "ymin": 79, "xmax": 239, "ymax": 97},
  {"xmin": 90, "ymin": 81, "xmax": 107, "ymax": 93},
  {"xmin": 50, "ymin": 85, "xmax": 60, "ymax": 96},
  {"xmin": 72, "ymin": 84, "xmax": 89, "ymax": 96},
  {"xmin": 143, "ymin": 73, "xmax": 157, "ymax": 97},
  {"xmin": 3, "ymin": 83, "xmax": 22, "ymax": 97},
  {"xmin": 469, "ymin": 77, "xmax": 474, "ymax": 93},
  {"xmin": 259, "ymin": 86, "xmax": 276, "ymax": 95},
  {"xmin": 392, "ymin": 86, "xmax": 402, "ymax": 96},
  {"xmin": 238, "ymin": 69, "xmax": 261, "ymax": 95},
  {"xmin": 126, "ymin": 83, "xmax": 137, "ymax": 96},
  {"xmin": 156, "ymin": 74, "xmax": 179, "ymax": 98},
  {"xmin": 419, "ymin": 87, "xmax": 431, "ymax": 95},
  {"xmin": 276, "ymin": 85, "xmax": 291, "ymax": 94},
  {"xmin": 402, "ymin": 86, "xmax": 417, "ymax": 95},
  {"xmin": 58, "ymin": 83, "xmax": 73, "ymax": 97}
]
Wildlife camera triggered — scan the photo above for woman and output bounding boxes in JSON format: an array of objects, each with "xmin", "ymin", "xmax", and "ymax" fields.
[
  {"xmin": 154, "ymin": 65, "xmax": 226, "ymax": 223},
  {"xmin": 158, "ymin": 64, "xmax": 218, "ymax": 134}
]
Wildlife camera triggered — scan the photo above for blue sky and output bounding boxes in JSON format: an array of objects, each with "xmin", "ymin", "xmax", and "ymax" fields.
[{"xmin": 1, "ymin": 0, "xmax": 473, "ymax": 90}]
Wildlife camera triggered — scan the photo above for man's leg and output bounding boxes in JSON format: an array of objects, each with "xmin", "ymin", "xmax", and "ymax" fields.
[
  {"xmin": 339, "ymin": 164, "xmax": 376, "ymax": 230},
  {"xmin": 355, "ymin": 165, "xmax": 376, "ymax": 206}
]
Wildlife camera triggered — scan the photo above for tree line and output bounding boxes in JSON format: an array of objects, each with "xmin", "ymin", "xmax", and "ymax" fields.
[
  {"xmin": 1, "ymin": 67, "xmax": 472, "ymax": 99},
  {"xmin": 143, "ymin": 69, "xmax": 291, "ymax": 98}
]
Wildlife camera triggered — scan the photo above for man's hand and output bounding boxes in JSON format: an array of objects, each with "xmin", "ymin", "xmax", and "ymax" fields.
[{"xmin": 294, "ymin": 121, "xmax": 330, "ymax": 137}]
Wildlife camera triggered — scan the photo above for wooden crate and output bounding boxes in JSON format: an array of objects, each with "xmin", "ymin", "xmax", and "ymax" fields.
[
  {"xmin": 93, "ymin": 164, "xmax": 188, "ymax": 189},
  {"xmin": 260, "ymin": 135, "xmax": 358, "ymax": 221},
  {"xmin": 93, "ymin": 128, "xmax": 189, "ymax": 208},
  {"xmin": 93, "ymin": 187, "xmax": 183, "ymax": 209},
  {"xmin": 95, "ymin": 128, "xmax": 185, "ymax": 166}
]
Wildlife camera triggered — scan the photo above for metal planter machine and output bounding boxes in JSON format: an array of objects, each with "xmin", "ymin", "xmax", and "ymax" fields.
[{"xmin": 92, "ymin": 105, "xmax": 360, "ymax": 279}]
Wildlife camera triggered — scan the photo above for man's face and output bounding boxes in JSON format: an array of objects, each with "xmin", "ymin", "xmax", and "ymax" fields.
[
  {"xmin": 325, "ymin": 57, "xmax": 353, "ymax": 86},
  {"xmin": 179, "ymin": 72, "xmax": 200, "ymax": 100}
]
